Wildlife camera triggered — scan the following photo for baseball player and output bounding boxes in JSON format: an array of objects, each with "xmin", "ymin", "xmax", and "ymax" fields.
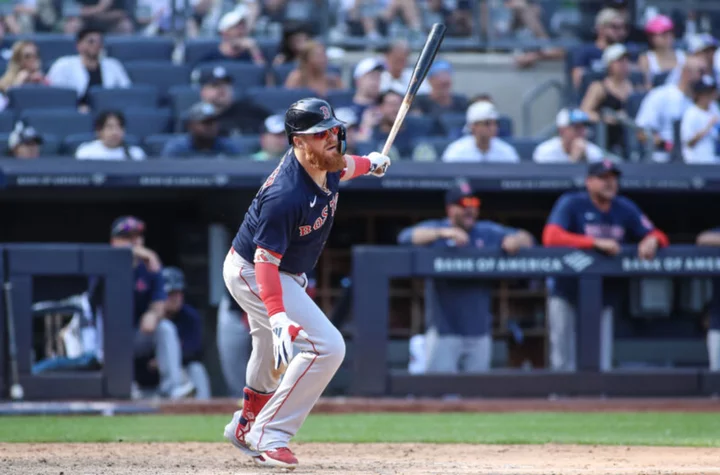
[
  {"xmin": 696, "ymin": 228, "xmax": 720, "ymax": 371},
  {"xmin": 222, "ymin": 98, "xmax": 390, "ymax": 468},
  {"xmin": 543, "ymin": 161, "xmax": 669, "ymax": 371},
  {"xmin": 397, "ymin": 181, "xmax": 534, "ymax": 373}
]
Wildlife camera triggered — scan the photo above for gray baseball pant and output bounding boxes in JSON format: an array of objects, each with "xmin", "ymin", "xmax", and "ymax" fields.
[
  {"xmin": 547, "ymin": 296, "xmax": 614, "ymax": 372},
  {"xmin": 186, "ymin": 361, "xmax": 211, "ymax": 399},
  {"xmin": 134, "ymin": 319, "xmax": 187, "ymax": 396},
  {"xmin": 709, "ymin": 330, "xmax": 720, "ymax": 371},
  {"xmin": 424, "ymin": 326, "xmax": 492, "ymax": 373},
  {"xmin": 216, "ymin": 294, "xmax": 252, "ymax": 397}
]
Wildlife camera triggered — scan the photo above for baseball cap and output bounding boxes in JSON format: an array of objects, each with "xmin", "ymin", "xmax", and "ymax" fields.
[
  {"xmin": 602, "ymin": 43, "xmax": 629, "ymax": 65},
  {"xmin": 428, "ymin": 60, "xmax": 453, "ymax": 78},
  {"xmin": 445, "ymin": 180, "xmax": 479, "ymax": 207},
  {"xmin": 162, "ymin": 267, "xmax": 186, "ymax": 293},
  {"xmin": 693, "ymin": 74, "xmax": 717, "ymax": 94},
  {"xmin": 556, "ymin": 108, "xmax": 591, "ymax": 127},
  {"xmin": 9, "ymin": 123, "xmax": 42, "ymax": 149},
  {"xmin": 353, "ymin": 57, "xmax": 384, "ymax": 80},
  {"xmin": 263, "ymin": 114, "xmax": 286, "ymax": 134},
  {"xmin": 184, "ymin": 102, "xmax": 219, "ymax": 122},
  {"xmin": 687, "ymin": 34, "xmax": 718, "ymax": 54},
  {"xmin": 466, "ymin": 101, "xmax": 498, "ymax": 125},
  {"xmin": 197, "ymin": 66, "xmax": 233, "ymax": 86},
  {"xmin": 595, "ymin": 8, "xmax": 623, "ymax": 27},
  {"xmin": 588, "ymin": 160, "xmax": 621, "ymax": 177},
  {"xmin": 334, "ymin": 107, "xmax": 358, "ymax": 127},
  {"xmin": 218, "ymin": 5, "xmax": 248, "ymax": 33},
  {"xmin": 645, "ymin": 14, "xmax": 674, "ymax": 35},
  {"xmin": 111, "ymin": 216, "xmax": 145, "ymax": 237}
]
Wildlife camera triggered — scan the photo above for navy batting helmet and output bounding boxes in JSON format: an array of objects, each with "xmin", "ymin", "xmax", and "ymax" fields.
[
  {"xmin": 162, "ymin": 267, "xmax": 185, "ymax": 293},
  {"xmin": 285, "ymin": 98, "xmax": 347, "ymax": 154}
]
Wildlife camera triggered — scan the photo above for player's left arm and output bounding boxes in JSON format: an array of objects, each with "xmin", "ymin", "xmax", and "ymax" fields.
[
  {"xmin": 340, "ymin": 152, "xmax": 390, "ymax": 181},
  {"xmin": 139, "ymin": 271, "xmax": 168, "ymax": 333},
  {"xmin": 501, "ymin": 228, "xmax": 535, "ymax": 254},
  {"xmin": 623, "ymin": 198, "xmax": 669, "ymax": 258},
  {"xmin": 696, "ymin": 228, "xmax": 720, "ymax": 246}
]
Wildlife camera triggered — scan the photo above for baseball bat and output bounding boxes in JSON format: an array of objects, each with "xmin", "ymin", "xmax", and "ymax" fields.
[
  {"xmin": 4, "ymin": 282, "xmax": 24, "ymax": 400},
  {"xmin": 382, "ymin": 23, "xmax": 447, "ymax": 158}
]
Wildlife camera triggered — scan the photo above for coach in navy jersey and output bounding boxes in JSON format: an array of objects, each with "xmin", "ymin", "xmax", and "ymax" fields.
[
  {"xmin": 397, "ymin": 181, "xmax": 534, "ymax": 373},
  {"xmin": 696, "ymin": 228, "xmax": 720, "ymax": 371},
  {"xmin": 543, "ymin": 161, "xmax": 669, "ymax": 372}
]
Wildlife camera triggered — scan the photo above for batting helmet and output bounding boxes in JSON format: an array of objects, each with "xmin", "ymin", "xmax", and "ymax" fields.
[
  {"xmin": 285, "ymin": 98, "xmax": 347, "ymax": 154},
  {"xmin": 162, "ymin": 267, "xmax": 186, "ymax": 293}
]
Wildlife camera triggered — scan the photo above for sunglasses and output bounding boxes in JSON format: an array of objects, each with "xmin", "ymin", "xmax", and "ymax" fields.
[
  {"xmin": 22, "ymin": 52, "xmax": 38, "ymax": 60},
  {"xmin": 457, "ymin": 197, "xmax": 480, "ymax": 208},
  {"xmin": 312, "ymin": 126, "xmax": 340, "ymax": 140}
]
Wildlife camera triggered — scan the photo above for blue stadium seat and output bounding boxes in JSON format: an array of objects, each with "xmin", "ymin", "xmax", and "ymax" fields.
[
  {"xmin": 62, "ymin": 132, "xmax": 140, "ymax": 155},
  {"xmin": 326, "ymin": 89, "xmax": 355, "ymax": 108},
  {"xmin": 21, "ymin": 109, "xmax": 93, "ymax": 137},
  {"xmin": 168, "ymin": 86, "xmax": 201, "ymax": 115},
  {"xmin": 125, "ymin": 62, "xmax": 191, "ymax": 104},
  {"xmin": 7, "ymin": 86, "xmax": 77, "ymax": 110},
  {"xmin": 506, "ymin": 137, "xmax": 542, "ymax": 161},
  {"xmin": 247, "ymin": 87, "xmax": 316, "ymax": 114},
  {"xmin": 144, "ymin": 134, "xmax": 178, "ymax": 157},
  {"xmin": 410, "ymin": 136, "xmax": 452, "ymax": 161},
  {"xmin": 438, "ymin": 112, "xmax": 465, "ymax": 139},
  {"xmin": 184, "ymin": 39, "xmax": 220, "ymax": 65},
  {"xmin": 257, "ymin": 38, "xmax": 279, "ymax": 64},
  {"xmin": 0, "ymin": 110, "xmax": 15, "ymax": 132},
  {"xmin": 229, "ymin": 135, "xmax": 261, "ymax": 155},
  {"xmin": 272, "ymin": 63, "xmax": 296, "ymax": 86},
  {"xmin": 191, "ymin": 62, "xmax": 266, "ymax": 90},
  {"xmin": 497, "ymin": 115, "xmax": 514, "ymax": 138},
  {"xmin": 29, "ymin": 34, "xmax": 76, "ymax": 68},
  {"xmin": 626, "ymin": 91, "xmax": 647, "ymax": 119},
  {"xmin": 122, "ymin": 108, "xmax": 173, "ymax": 138},
  {"xmin": 88, "ymin": 85, "xmax": 160, "ymax": 111},
  {"xmin": 105, "ymin": 36, "xmax": 175, "ymax": 62},
  {"xmin": 403, "ymin": 116, "xmax": 437, "ymax": 137}
]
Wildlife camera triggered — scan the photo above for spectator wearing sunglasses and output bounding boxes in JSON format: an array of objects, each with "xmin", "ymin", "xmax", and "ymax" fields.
[
  {"xmin": 161, "ymin": 102, "xmax": 241, "ymax": 158},
  {"xmin": 397, "ymin": 180, "xmax": 534, "ymax": 374},
  {"xmin": 0, "ymin": 40, "xmax": 48, "ymax": 93}
]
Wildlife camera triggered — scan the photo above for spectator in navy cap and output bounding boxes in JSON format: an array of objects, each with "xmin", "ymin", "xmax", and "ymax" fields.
[
  {"xmin": 161, "ymin": 102, "xmax": 242, "ymax": 158},
  {"xmin": 8, "ymin": 121, "xmax": 42, "ymax": 159},
  {"xmin": 252, "ymin": 114, "xmax": 286, "ymax": 161},
  {"xmin": 681, "ymin": 74, "xmax": 720, "ymax": 164},
  {"xmin": 196, "ymin": 65, "xmax": 270, "ymax": 137},
  {"xmin": 413, "ymin": 60, "xmax": 467, "ymax": 116},
  {"xmin": 398, "ymin": 179, "xmax": 534, "ymax": 373}
]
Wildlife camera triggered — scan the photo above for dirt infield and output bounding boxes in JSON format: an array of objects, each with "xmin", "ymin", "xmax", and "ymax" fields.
[
  {"xmin": 158, "ymin": 396, "xmax": 720, "ymax": 414},
  {"xmin": 3, "ymin": 442, "xmax": 720, "ymax": 475}
]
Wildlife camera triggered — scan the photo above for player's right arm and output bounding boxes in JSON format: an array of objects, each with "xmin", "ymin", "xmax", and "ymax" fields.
[
  {"xmin": 543, "ymin": 194, "xmax": 620, "ymax": 255},
  {"xmin": 698, "ymin": 228, "xmax": 720, "ymax": 246}
]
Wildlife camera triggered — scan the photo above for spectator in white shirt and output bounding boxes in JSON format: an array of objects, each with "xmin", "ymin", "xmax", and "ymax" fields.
[
  {"xmin": 76, "ymin": 110, "xmax": 146, "ymax": 161},
  {"xmin": 681, "ymin": 75, "xmax": 720, "ymax": 164},
  {"xmin": 635, "ymin": 56, "xmax": 707, "ymax": 162},
  {"xmin": 441, "ymin": 101, "xmax": 520, "ymax": 163},
  {"xmin": 380, "ymin": 39, "xmax": 430, "ymax": 95},
  {"xmin": 534, "ymin": 108, "xmax": 605, "ymax": 163}
]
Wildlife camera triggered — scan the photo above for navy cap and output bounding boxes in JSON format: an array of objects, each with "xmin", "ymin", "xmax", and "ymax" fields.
[
  {"xmin": 445, "ymin": 179, "xmax": 475, "ymax": 205},
  {"xmin": 162, "ymin": 267, "xmax": 185, "ymax": 293},
  {"xmin": 111, "ymin": 216, "xmax": 145, "ymax": 237},
  {"xmin": 184, "ymin": 102, "xmax": 219, "ymax": 122},
  {"xmin": 588, "ymin": 159, "xmax": 622, "ymax": 177},
  {"xmin": 197, "ymin": 65, "xmax": 233, "ymax": 86}
]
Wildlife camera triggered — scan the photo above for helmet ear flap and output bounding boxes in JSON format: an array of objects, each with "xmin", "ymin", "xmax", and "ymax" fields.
[{"xmin": 337, "ymin": 126, "xmax": 347, "ymax": 155}]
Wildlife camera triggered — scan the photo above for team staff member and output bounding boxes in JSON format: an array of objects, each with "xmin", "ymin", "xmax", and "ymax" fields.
[
  {"xmin": 542, "ymin": 161, "xmax": 669, "ymax": 372},
  {"xmin": 696, "ymin": 228, "xmax": 720, "ymax": 371},
  {"xmin": 397, "ymin": 181, "xmax": 534, "ymax": 373}
]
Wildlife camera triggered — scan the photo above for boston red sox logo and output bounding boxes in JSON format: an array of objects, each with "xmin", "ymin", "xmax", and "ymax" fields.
[{"xmin": 320, "ymin": 106, "xmax": 331, "ymax": 119}]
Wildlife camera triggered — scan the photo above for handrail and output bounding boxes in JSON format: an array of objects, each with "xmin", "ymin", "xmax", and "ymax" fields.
[
  {"xmin": 521, "ymin": 79, "xmax": 565, "ymax": 137},
  {"xmin": 600, "ymin": 108, "xmax": 655, "ymax": 162}
]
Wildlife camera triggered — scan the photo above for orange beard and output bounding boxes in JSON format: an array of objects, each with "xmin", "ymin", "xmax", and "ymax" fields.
[{"xmin": 306, "ymin": 146, "xmax": 345, "ymax": 172}]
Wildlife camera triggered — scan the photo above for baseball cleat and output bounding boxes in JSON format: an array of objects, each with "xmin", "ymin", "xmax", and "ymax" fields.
[
  {"xmin": 223, "ymin": 410, "xmax": 260, "ymax": 456},
  {"xmin": 253, "ymin": 448, "xmax": 299, "ymax": 470},
  {"xmin": 223, "ymin": 387, "xmax": 273, "ymax": 457}
]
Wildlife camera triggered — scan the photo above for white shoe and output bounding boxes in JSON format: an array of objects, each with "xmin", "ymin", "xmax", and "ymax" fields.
[
  {"xmin": 168, "ymin": 380, "xmax": 195, "ymax": 400},
  {"xmin": 224, "ymin": 410, "xmax": 261, "ymax": 457}
]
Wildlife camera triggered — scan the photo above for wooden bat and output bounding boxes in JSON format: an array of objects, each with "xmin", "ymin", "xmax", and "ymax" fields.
[{"xmin": 382, "ymin": 23, "xmax": 447, "ymax": 157}]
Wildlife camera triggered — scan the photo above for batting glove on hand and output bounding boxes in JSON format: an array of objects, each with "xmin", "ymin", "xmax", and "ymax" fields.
[
  {"xmin": 366, "ymin": 152, "xmax": 390, "ymax": 177},
  {"xmin": 269, "ymin": 312, "xmax": 308, "ymax": 370}
]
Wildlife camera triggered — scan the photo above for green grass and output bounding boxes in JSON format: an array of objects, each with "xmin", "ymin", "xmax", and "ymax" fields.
[{"xmin": 1, "ymin": 413, "xmax": 719, "ymax": 447}]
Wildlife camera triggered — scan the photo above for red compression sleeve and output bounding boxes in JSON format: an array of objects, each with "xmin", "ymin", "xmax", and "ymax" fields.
[
  {"xmin": 254, "ymin": 248, "xmax": 285, "ymax": 317},
  {"xmin": 340, "ymin": 155, "xmax": 372, "ymax": 180},
  {"xmin": 647, "ymin": 229, "xmax": 669, "ymax": 247},
  {"xmin": 543, "ymin": 224, "xmax": 595, "ymax": 249}
]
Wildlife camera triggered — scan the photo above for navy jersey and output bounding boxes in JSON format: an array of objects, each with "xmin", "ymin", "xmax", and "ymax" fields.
[
  {"xmin": 170, "ymin": 303, "xmax": 204, "ymax": 364},
  {"xmin": 233, "ymin": 149, "xmax": 341, "ymax": 275},
  {"xmin": 134, "ymin": 262, "xmax": 166, "ymax": 326},
  {"xmin": 398, "ymin": 218, "xmax": 518, "ymax": 336},
  {"xmin": 546, "ymin": 191, "xmax": 656, "ymax": 300}
]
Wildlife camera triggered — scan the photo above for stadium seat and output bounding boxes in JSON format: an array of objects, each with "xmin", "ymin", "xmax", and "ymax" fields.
[
  {"xmin": 62, "ymin": 132, "xmax": 140, "ymax": 155},
  {"xmin": 326, "ymin": 89, "xmax": 355, "ymax": 107},
  {"xmin": 144, "ymin": 134, "xmax": 178, "ymax": 157},
  {"xmin": 88, "ymin": 85, "xmax": 159, "ymax": 111},
  {"xmin": 29, "ymin": 34, "xmax": 76, "ymax": 68},
  {"xmin": 410, "ymin": 137, "xmax": 453, "ymax": 161},
  {"xmin": 191, "ymin": 62, "xmax": 266, "ymax": 90},
  {"xmin": 506, "ymin": 137, "xmax": 542, "ymax": 161},
  {"xmin": 7, "ymin": 86, "xmax": 77, "ymax": 110},
  {"xmin": 21, "ymin": 109, "xmax": 93, "ymax": 137},
  {"xmin": 121, "ymin": 108, "xmax": 173, "ymax": 138},
  {"xmin": 403, "ymin": 116, "xmax": 437, "ymax": 137},
  {"xmin": 497, "ymin": 115, "xmax": 514, "ymax": 138},
  {"xmin": 272, "ymin": 63, "xmax": 296, "ymax": 86},
  {"xmin": 105, "ymin": 36, "xmax": 175, "ymax": 62},
  {"xmin": 168, "ymin": 86, "xmax": 201, "ymax": 131},
  {"xmin": 247, "ymin": 87, "xmax": 316, "ymax": 114},
  {"xmin": 257, "ymin": 38, "xmax": 279, "ymax": 63},
  {"xmin": 229, "ymin": 135, "xmax": 261, "ymax": 155},
  {"xmin": 184, "ymin": 39, "xmax": 220, "ymax": 65},
  {"xmin": 0, "ymin": 110, "xmax": 15, "ymax": 132},
  {"xmin": 125, "ymin": 62, "xmax": 191, "ymax": 104},
  {"xmin": 438, "ymin": 112, "xmax": 466, "ymax": 139}
]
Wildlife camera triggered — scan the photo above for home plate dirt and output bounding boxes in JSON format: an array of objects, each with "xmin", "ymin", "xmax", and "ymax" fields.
[{"xmin": 2, "ymin": 442, "xmax": 719, "ymax": 475}]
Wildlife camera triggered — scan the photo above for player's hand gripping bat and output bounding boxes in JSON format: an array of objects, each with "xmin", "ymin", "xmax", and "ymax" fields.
[{"xmin": 381, "ymin": 23, "xmax": 447, "ymax": 158}]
